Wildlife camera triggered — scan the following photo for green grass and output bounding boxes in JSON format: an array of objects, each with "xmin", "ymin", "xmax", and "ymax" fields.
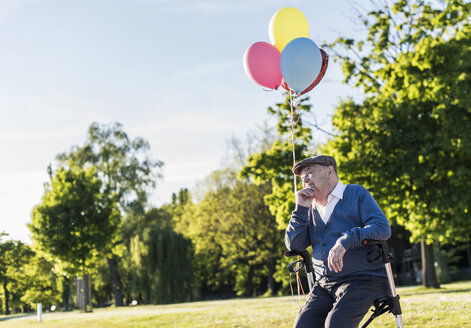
[{"xmin": 1, "ymin": 281, "xmax": 470, "ymax": 328}]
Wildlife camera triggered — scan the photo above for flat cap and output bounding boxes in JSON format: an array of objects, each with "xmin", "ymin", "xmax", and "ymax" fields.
[{"xmin": 292, "ymin": 155, "xmax": 337, "ymax": 175}]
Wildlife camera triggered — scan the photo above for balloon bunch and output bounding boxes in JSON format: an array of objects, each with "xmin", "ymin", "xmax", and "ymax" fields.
[{"xmin": 243, "ymin": 7, "xmax": 328, "ymax": 95}]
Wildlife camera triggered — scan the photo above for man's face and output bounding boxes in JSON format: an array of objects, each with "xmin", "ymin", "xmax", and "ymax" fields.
[{"xmin": 299, "ymin": 165, "xmax": 330, "ymax": 190}]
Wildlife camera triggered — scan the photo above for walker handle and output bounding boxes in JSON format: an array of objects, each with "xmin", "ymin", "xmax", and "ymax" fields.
[
  {"xmin": 362, "ymin": 239, "xmax": 393, "ymax": 264},
  {"xmin": 284, "ymin": 250, "xmax": 313, "ymax": 273}
]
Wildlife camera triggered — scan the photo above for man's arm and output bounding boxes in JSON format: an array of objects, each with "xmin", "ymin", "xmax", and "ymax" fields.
[
  {"xmin": 335, "ymin": 187, "xmax": 391, "ymax": 251},
  {"xmin": 285, "ymin": 187, "xmax": 316, "ymax": 251},
  {"xmin": 285, "ymin": 204, "xmax": 311, "ymax": 251}
]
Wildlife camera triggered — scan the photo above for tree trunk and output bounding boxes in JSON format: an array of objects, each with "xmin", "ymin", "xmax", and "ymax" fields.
[
  {"xmin": 421, "ymin": 239, "xmax": 440, "ymax": 288},
  {"xmin": 245, "ymin": 265, "xmax": 254, "ymax": 297},
  {"xmin": 76, "ymin": 275, "xmax": 92, "ymax": 312},
  {"xmin": 62, "ymin": 276, "xmax": 70, "ymax": 311},
  {"xmin": 83, "ymin": 275, "xmax": 92, "ymax": 312},
  {"xmin": 76, "ymin": 276, "xmax": 82, "ymax": 311},
  {"xmin": 3, "ymin": 281, "xmax": 10, "ymax": 315},
  {"xmin": 107, "ymin": 257, "xmax": 123, "ymax": 306},
  {"xmin": 266, "ymin": 259, "xmax": 275, "ymax": 296},
  {"xmin": 467, "ymin": 242, "xmax": 471, "ymax": 268}
]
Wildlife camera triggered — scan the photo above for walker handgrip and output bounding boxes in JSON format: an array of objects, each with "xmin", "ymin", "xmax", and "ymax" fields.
[
  {"xmin": 362, "ymin": 239, "xmax": 389, "ymax": 250},
  {"xmin": 285, "ymin": 250, "xmax": 308, "ymax": 258},
  {"xmin": 288, "ymin": 259, "xmax": 305, "ymax": 273},
  {"xmin": 362, "ymin": 239, "xmax": 392, "ymax": 264},
  {"xmin": 284, "ymin": 250, "xmax": 313, "ymax": 273}
]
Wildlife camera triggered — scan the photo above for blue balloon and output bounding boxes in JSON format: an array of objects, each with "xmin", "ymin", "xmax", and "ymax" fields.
[{"xmin": 280, "ymin": 37, "xmax": 322, "ymax": 94}]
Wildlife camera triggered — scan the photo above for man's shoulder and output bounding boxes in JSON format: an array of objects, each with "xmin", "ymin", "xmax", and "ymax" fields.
[
  {"xmin": 344, "ymin": 185, "xmax": 378, "ymax": 205},
  {"xmin": 344, "ymin": 184, "xmax": 368, "ymax": 194}
]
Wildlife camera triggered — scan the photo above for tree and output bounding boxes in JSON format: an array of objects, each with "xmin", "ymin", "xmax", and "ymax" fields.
[
  {"xmin": 173, "ymin": 170, "xmax": 237, "ymax": 297},
  {"xmin": 30, "ymin": 165, "xmax": 120, "ymax": 311},
  {"xmin": 18, "ymin": 255, "xmax": 61, "ymax": 311},
  {"xmin": 130, "ymin": 211, "xmax": 194, "ymax": 304},
  {"xmin": 174, "ymin": 168, "xmax": 282, "ymax": 297},
  {"xmin": 91, "ymin": 258, "xmax": 114, "ymax": 306},
  {"xmin": 322, "ymin": 0, "xmax": 471, "ymax": 287},
  {"xmin": 118, "ymin": 206, "xmax": 194, "ymax": 304},
  {"xmin": 220, "ymin": 181, "xmax": 282, "ymax": 296},
  {"xmin": 0, "ymin": 234, "xmax": 33, "ymax": 314},
  {"xmin": 57, "ymin": 122, "xmax": 163, "ymax": 306}
]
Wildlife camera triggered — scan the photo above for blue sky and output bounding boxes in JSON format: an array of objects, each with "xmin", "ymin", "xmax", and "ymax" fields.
[{"xmin": 0, "ymin": 0, "xmax": 365, "ymax": 243}]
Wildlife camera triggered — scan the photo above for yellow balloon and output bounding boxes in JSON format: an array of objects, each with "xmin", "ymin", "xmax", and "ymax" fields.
[{"xmin": 269, "ymin": 7, "xmax": 309, "ymax": 52}]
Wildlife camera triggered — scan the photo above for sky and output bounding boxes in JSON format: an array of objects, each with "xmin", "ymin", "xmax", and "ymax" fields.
[{"xmin": 0, "ymin": 0, "xmax": 366, "ymax": 244}]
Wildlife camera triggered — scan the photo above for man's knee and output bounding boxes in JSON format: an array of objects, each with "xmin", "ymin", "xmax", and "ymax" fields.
[
  {"xmin": 326, "ymin": 310, "xmax": 365, "ymax": 328},
  {"xmin": 296, "ymin": 301, "xmax": 368, "ymax": 328},
  {"xmin": 293, "ymin": 290, "xmax": 333, "ymax": 327},
  {"xmin": 293, "ymin": 309, "xmax": 325, "ymax": 328}
]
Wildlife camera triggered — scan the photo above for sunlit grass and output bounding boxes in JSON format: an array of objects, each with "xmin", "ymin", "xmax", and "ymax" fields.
[{"xmin": 1, "ymin": 281, "xmax": 469, "ymax": 327}]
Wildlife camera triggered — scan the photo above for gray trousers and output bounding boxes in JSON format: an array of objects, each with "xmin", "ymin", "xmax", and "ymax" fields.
[{"xmin": 293, "ymin": 275, "xmax": 390, "ymax": 328}]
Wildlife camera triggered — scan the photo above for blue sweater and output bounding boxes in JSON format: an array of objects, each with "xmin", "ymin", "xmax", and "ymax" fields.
[{"xmin": 285, "ymin": 184, "xmax": 391, "ymax": 281}]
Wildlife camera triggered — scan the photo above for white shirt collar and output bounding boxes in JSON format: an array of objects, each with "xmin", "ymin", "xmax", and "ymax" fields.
[
  {"xmin": 313, "ymin": 181, "xmax": 346, "ymax": 223},
  {"xmin": 331, "ymin": 181, "xmax": 346, "ymax": 200},
  {"xmin": 313, "ymin": 181, "xmax": 345, "ymax": 209}
]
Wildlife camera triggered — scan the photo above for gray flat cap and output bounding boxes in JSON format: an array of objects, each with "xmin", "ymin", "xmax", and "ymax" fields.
[{"xmin": 292, "ymin": 155, "xmax": 337, "ymax": 175}]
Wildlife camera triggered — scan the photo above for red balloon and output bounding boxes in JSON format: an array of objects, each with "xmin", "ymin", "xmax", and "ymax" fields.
[
  {"xmin": 281, "ymin": 49, "xmax": 329, "ymax": 95},
  {"xmin": 243, "ymin": 42, "xmax": 282, "ymax": 89}
]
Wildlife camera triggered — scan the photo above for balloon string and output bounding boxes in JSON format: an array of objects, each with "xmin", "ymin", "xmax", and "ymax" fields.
[
  {"xmin": 293, "ymin": 98, "xmax": 301, "ymax": 127},
  {"xmin": 289, "ymin": 273, "xmax": 296, "ymax": 313},
  {"xmin": 289, "ymin": 91, "xmax": 308, "ymax": 313},
  {"xmin": 278, "ymin": 87, "xmax": 288, "ymax": 99},
  {"xmin": 290, "ymin": 90, "xmax": 298, "ymax": 196},
  {"xmin": 296, "ymin": 269, "xmax": 307, "ymax": 298},
  {"xmin": 287, "ymin": 92, "xmax": 302, "ymax": 128}
]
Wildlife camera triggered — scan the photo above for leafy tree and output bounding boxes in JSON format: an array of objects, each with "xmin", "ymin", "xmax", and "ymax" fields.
[
  {"xmin": 221, "ymin": 181, "xmax": 282, "ymax": 296},
  {"xmin": 171, "ymin": 188, "xmax": 190, "ymax": 206},
  {"xmin": 0, "ymin": 235, "xmax": 33, "ymax": 314},
  {"xmin": 322, "ymin": 0, "xmax": 471, "ymax": 287},
  {"xmin": 91, "ymin": 258, "xmax": 114, "ymax": 307},
  {"xmin": 57, "ymin": 122, "xmax": 163, "ymax": 211},
  {"xmin": 131, "ymin": 227, "xmax": 193, "ymax": 303},
  {"xmin": 18, "ymin": 255, "xmax": 61, "ymax": 310},
  {"xmin": 172, "ymin": 173, "xmax": 233, "ymax": 297},
  {"xmin": 174, "ymin": 169, "xmax": 282, "ymax": 297},
  {"xmin": 170, "ymin": 188, "xmax": 191, "ymax": 220},
  {"xmin": 57, "ymin": 122, "xmax": 163, "ymax": 306},
  {"xmin": 120, "ymin": 207, "xmax": 193, "ymax": 304},
  {"xmin": 30, "ymin": 165, "xmax": 120, "ymax": 310}
]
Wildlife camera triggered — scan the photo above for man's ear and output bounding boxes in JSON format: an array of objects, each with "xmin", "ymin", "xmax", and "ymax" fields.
[{"xmin": 327, "ymin": 166, "xmax": 333, "ymax": 175}]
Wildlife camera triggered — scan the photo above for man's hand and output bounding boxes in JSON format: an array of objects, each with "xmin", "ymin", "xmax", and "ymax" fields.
[
  {"xmin": 296, "ymin": 187, "xmax": 314, "ymax": 207},
  {"xmin": 328, "ymin": 243, "xmax": 346, "ymax": 273}
]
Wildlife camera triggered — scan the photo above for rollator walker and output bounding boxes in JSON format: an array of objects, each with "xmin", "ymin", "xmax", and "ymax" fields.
[{"xmin": 285, "ymin": 239, "xmax": 404, "ymax": 328}]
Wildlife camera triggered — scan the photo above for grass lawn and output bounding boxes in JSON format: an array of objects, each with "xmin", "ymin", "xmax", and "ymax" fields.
[{"xmin": 1, "ymin": 281, "xmax": 469, "ymax": 328}]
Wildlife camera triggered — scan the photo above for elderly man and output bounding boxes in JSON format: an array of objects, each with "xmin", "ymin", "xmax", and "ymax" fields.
[{"xmin": 285, "ymin": 155, "xmax": 391, "ymax": 328}]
